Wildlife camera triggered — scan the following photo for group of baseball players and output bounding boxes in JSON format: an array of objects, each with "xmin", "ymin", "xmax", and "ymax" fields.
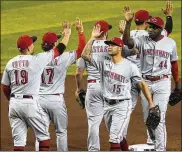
[{"xmin": 1, "ymin": 0, "xmax": 180, "ymax": 151}]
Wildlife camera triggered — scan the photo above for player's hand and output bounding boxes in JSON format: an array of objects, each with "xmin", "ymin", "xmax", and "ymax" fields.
[
  {"xmin": 91, "ymin": 24, "xmax": 103, "ymax": 39},
  {"xmin": 75, "ymin": 18, "xmax": 84, "ymax": 33},
  {"xmin": 123, "ymin": 6, "xmax": 134, "ymax": 22},
  {"xmin": 119, "ymin": 20, "xmax": 126, "ymax": 34},
  {"xmin": 161, "ymin": 0, "xmax": 173, "ymax": 16},
  {"xmin": 61, "ymin": 20, "xmax": 72, "ymax": 37}
]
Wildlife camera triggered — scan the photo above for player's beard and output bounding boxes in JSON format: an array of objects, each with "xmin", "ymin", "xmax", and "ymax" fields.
[
  {"xmin": 108, "ymin": 49, "xmax": 118, "ymax": 56},
  {"xmin": 148, "ymin": 32, "xmax": 155, "ymax": 39}
]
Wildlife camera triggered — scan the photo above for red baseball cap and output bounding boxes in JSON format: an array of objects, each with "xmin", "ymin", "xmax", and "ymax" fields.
[
  {"xmin": 94, "ymin": 20, "xmax": 112, "ymax": 33},
  {"xmin": 42, "ymin": 32, "xmax": 61, "ymax": 45},
  {"xmin": 135, "ymin": 10, "xmax": 151, "ymax": 22},
  {"xmin": 17, "ymin": 35, "xmax": 37, "ymax": 51},
  {"xmin": 147, "ymin": 16, "xmax": 164, "ymax": 28},
  {"xmin": 104, "ymin": 37, "xmax": 124, "ymax": 48}
]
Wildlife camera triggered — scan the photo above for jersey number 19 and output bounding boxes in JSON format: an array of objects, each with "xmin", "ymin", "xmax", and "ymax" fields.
[{"xmin": 14, "ymin": 70, "xmax": 28, "ymax": 85}]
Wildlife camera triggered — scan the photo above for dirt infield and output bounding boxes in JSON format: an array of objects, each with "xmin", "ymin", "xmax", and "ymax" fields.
[{"xmin": 0, "ymin": 76, "xmax": 181, "ymax": 151}]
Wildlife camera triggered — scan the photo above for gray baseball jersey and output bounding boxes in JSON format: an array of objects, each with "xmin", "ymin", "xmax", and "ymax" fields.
[
  {"xmin": 90, "ymin": 57, "xmax": 142, "ymax": 100},
  {"xmin": 76, "ymin": 40, "xmax": 109, "ymax": 80},
  {"xmin": 121, "ymin": 29, "xmax": 168, "ymax": 69},
  {"xmin": 1, "ymin": 51, "xmax": 55, "ymax": 95},
  {"xmin": 133, "ymin": 36, "xmax": 178, "ymax": 76},
  {"xmin": 39, "ymin": 51, "xmax": 76, "ymax": 94}
]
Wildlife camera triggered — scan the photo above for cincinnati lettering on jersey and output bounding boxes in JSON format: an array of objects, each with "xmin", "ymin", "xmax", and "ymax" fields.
[
  {"xmin": 104, "ymin": 70, "xmax": 129, "ymax": 83},
  {"xmin": 91, "ymin": 46, "xmax": 109, "ymax": 53},
  {"xmin": 144, "ymin": 49, "xmax": 170, "ymax": 59},
  {"xmin": 12, "ymin": 60, "xmax": 29, "ymax": 68}
]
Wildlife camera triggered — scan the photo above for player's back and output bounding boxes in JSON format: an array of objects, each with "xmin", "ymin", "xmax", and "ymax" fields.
[
  {"xmin": 85, "ymin": 40, "xmax": 109, "ymax": 80},
  {"xmin": 39, "ymin": 51, "xmax": 76, "ymax": 94},
  {"xmin": 2, "ymin": 50, "xmax": 54, "ymax": 95},
  {"xmin": 4, "ymin": 55, "xmax": 48, "ymax": 95}
]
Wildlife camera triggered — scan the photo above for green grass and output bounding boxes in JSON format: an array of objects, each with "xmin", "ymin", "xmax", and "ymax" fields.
[{"xmin": 1, "ymin": 1, "xmax": 181, "ymax": 76}]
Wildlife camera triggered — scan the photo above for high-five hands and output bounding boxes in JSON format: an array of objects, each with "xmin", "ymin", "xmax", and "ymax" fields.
[{"xmin": 123, "ymin": 6, "xmax": 134, "ymax": 22}]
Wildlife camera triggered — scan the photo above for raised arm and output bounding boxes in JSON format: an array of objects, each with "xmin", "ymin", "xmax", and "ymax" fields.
[
  {"xmin": 81, "ymin": 24, "xmax": 103, "ymax": 62},
  {"xmin": 53, "ymin": 21, "xmax": 72, "ymax": 57},
  {"xmin": 61, "ymin": 20, "xmax": 72, "ymax": 46},
  {"xmin": 122, "ymin": 46, "xmax": 138, "ymax": 58},
  {"xmin": 119, "ymin": 20, "xmax": 126, "ymax": 36},
  {"xmin": 75, "ymin": 18, "xmax": 86, "ymax": 59},
  {"xmin": 161, "ymin": 0, "xmax": 173, "ymax": 35},
  {"xmin": 122, "ymin": 6, "xmax": 135, "ymax": 49}
]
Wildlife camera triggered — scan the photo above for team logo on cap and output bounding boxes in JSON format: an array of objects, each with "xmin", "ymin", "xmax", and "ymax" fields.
[{"xmin": 152, "ymin": 18, "xmax": 157, "ymax": 22}]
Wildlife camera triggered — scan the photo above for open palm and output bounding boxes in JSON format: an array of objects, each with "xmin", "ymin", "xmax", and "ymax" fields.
[
  {"xmin": 123, "ymin": 6, "xmax": 134, "ymax": 22},
  {"xmin": 91, "ymin": 24, "xmax": 103, "ymax": 38}
]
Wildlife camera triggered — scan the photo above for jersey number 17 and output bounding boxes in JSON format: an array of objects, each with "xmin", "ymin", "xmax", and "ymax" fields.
[{"xmin": 41, "ymin": 68, "xmax": 54, "ymax": 84}]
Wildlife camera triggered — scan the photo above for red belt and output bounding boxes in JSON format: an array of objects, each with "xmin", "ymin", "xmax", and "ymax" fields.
[
  {"xmin": 87, "ymin": 79, "xmax": 100, "ymax": 83},
  {"xmin": 11, "ymin": 94, "xmax": 33, "ymax": 99},
  {"xmin": 143, "ymin": 75, "xmax": 168, "ymax": 81}
]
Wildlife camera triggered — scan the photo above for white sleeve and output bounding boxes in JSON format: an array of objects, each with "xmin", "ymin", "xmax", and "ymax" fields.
[
  {"xmin": 76, "ymin": 58, "xmax": 86, "ymax": 69},
  {"xmin": 34, "ymin": 50, "xmax": 54, "ymax": 70},
  {"xmin": 1, "ymin": 65, "xmax": 10, "ymax": 86},
  {"xmin": 170, "ymin": 41, "xmax": 178, "ymax": 61},
  {"xmin": 65, "ymin": 51, "xmax": 77, "ymax": 66},
  {"xmin": 58, "ymin": 51, "xmax": 76, "ymax": 67},
  {"xmin": 130, "ymin": 63, "xmax": 142, "ymax": 85}
]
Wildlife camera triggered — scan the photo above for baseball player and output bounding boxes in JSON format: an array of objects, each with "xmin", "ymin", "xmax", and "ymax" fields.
[
  {"xmin": 35, "ymin": 19, "xmax": 86, "ymax": 151},
  {"xmin": 81, "ymin": 24, "xmax": 156, "ymax": 151},
  {"xmin": 122, "ymin": 6, "xmax": 179, "ymax": 151},
  {"xmin": 75, "ymin": 20, "xmax": 112, "ymax": 151},
  {"xmin": 119, "ymin": 0, "xmax": 173, "ymax": 145},
  {"xmin": 1, "ymin": 23, "xmax": 71, "ymax": 151}
]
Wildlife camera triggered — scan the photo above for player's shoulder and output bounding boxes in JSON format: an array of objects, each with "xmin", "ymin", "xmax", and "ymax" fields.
[
  {"xmin": 93, "ymin": 39, "xmax": 108, "ymax": 47},
  {"xmin": 58, "ymin": 50, "xmax": 75, "ymax": 59},
  {"xmin": 94, "ymin": 39, "xmax": 106, "ymax": 44},
  {"xmin": 124, "ymin": 58, "xmax": 138, "ymax": 68},
  {"xmin": 131, "ymin": 30, "xmax": 148, "ymax": 37},
  {"xmin": 76, "ymin": 57, "xmax": 86, "ymax": 69},
  {"xmin": 6, "ymin": 55, "xmax": 19, "ymax": 65},
  {"xmin": 163, "ymin": 36, "xmax": 176, "ymax": 44},
  {"xmin": 124, "ymin": 58, "xmax": 133, "ymax": 64},
  {"xmin": 77, "ymin": 57, "xmax": 84, "ymax": 62},
  {"xmin": 4, "ymin": 55, "xmax": 21, "ymax": 69}
]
